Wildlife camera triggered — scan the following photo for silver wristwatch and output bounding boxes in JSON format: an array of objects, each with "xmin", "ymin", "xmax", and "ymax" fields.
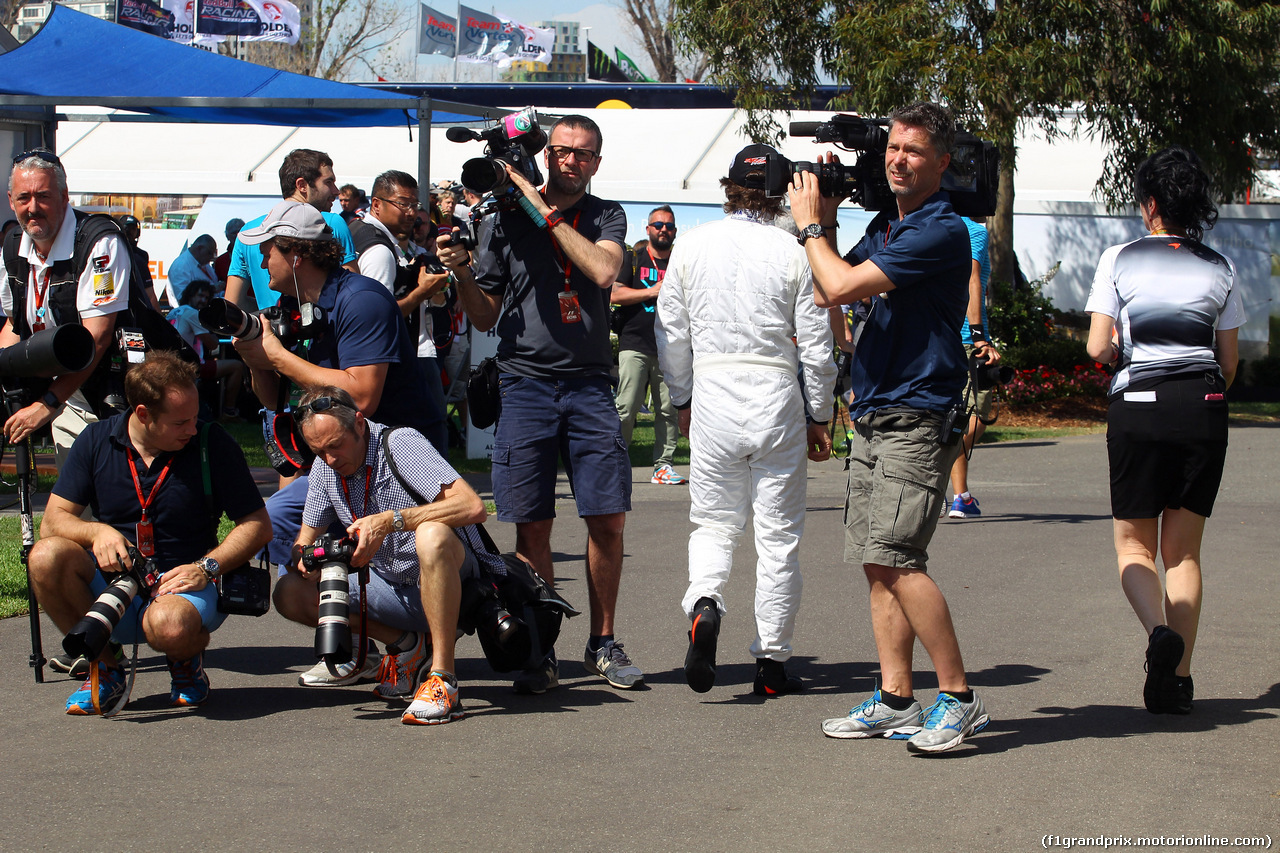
[
  {"xmin": 392, "ymin": 509, "xmax": 406, "ymax": 532},
  {"xmin": 196, "ymin": 557, "xmax": 220, "ymax": 581}
]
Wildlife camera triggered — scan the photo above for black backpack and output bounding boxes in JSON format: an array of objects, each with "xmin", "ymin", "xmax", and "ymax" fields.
[
  {"xmin": 379, "ymin": 427, "xmax": 578, "ymax": 672},
  {"xmin": 3, "ymin": 212, "xmax": 197, "ymax": 417}
]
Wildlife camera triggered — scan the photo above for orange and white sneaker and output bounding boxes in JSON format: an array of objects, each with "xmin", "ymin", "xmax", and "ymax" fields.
[
  {"xmin": 374, "ymin": 632, "xmax": 430, "ymax": 701},
  {"xmin": 402, "ymin": 672, "xmax": 465, "ymax": 725}
]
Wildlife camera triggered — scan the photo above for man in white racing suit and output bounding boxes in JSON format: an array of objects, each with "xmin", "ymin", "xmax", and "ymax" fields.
[{"xmin": 656, "ymin": 144, "xmax": 837, "ymax": 696}]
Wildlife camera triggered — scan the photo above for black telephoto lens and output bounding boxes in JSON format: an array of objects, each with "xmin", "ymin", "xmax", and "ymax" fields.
[
  {"xmin": 314, "ymin": 563, "xmax": 353, "ymax": 664},
  {"xmin": 63, "ymin": 573, "xmax": 142, "ymax": 661}
]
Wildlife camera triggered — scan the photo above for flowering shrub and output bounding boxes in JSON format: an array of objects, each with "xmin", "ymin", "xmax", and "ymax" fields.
[{"xmin": 1001, "ymin": 363, "xmax": 1112, "ymax": 405}]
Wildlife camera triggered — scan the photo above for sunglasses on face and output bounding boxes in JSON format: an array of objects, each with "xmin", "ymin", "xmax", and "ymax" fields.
[{"xmin": 648, "ymin": 222, "xmax": 676, "ymax": 232}]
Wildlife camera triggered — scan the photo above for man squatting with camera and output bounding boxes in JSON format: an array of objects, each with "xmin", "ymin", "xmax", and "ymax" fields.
[
  {"xmin": 28, "ymin": 351, "xmax": 271, "ymax": 714},
  {"xmin": 788, "ymin": 101, "xmax": 990, "ymax": 753},
  {"xmin": 275, "ymin": 386, "xmax": 500, "ymax": 725},
  {"xmin": 437, "ymin": 114, "xmax": 644, "ymax": 693},
  {"xmin": 1, "ymin": 149, "xmax": 131, "ymax": 466},
  {"xmin": 229, "ymin": 200, "xmax": 439, "ymax": 690},
  {"xmin": 656, "ymin": 144, "xmax": 836, "ymax": 696}
]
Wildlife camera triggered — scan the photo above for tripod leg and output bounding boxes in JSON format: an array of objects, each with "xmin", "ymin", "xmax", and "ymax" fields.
[{"xmin": 15, "ymin": 439, "xmax": 45, "ymax": 683}]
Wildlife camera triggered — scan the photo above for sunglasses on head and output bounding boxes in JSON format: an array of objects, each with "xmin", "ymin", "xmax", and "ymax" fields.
[
  {"xmin": 12, "ymin": 149, "xmax": 62, "ymax": 168},
  {"xmin": 304, "ymin": 396, "xmax": 352, "ymax": 415}
]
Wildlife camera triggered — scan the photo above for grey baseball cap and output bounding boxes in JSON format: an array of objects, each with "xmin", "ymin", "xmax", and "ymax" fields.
[{"xmin": 237, "ymin": 200, "xmax": 333, "ymax": 245}]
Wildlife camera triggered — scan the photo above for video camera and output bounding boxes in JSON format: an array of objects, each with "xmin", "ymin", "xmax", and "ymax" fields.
[
  {"xmin": 447, "ymin": 106, "xmax": 547, "ymax": 199},
  {"xmin": 300, "ymin": 533, "xmax": 360, "ymax": 666},
  {"xmin": 199, "ymin": 298, "xmax": 326, "ymax": 349},
  {"xmin": 62, "ymin": 546, "xmax": 161, "ymax": 661},
  {"xmin": 763, "ymin": 114, "xmax": 999, "ymax": 218}
]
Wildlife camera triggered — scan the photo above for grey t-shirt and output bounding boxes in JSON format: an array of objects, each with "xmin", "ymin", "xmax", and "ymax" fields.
[{"xmin": 474, "ymin": 193, "xmax": 626, "ymax": 378}]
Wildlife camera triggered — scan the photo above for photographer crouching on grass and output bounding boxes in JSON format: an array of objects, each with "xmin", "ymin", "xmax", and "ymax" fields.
[
  {"xmin": 27, "ymin": 351, "xmax": 270, "ymax": 715},
  {"xmin": 274, "ymin": 386, "xmax": 500, "ymax": 726}
]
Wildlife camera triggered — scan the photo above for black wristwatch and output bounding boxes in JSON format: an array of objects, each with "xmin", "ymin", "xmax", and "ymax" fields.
[
  {"xmin": 797, "ymin": 224, "xmax": 826, "ymax": 245},
  {"xmin": 41, "ymin": 390, "xmax": 60, "ymax": 409}
]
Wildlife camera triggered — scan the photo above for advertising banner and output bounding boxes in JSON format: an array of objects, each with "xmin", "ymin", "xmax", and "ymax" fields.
[
  {"xmin": 118, "ymin": 0, "xmax": 176, "ymax": 39},
  {"xmin": 419, "ymin": 3, "xmax": 456, "ymax": 56}
]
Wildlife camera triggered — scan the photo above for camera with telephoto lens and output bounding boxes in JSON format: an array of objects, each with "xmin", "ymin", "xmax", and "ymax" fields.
[
  {"xmin": 970, "ymin": 352, "xmax": 1015, "ymax": 390},
  {"xmin": 765, "ymin": 114, "xmax": 1000, "ymax": 217},
  {"xmin": 301, "ymin": 533, "xmax": 359, "ymax": 666},
  {"xmin": 447, "ymin": 106, "xmax": 547, "ymax": 198},
  {"xmin": 459, "ymin": 574, "xmax": 527, "ymax": 662},
  {"xmin": 199, "ymin": 297, "xmax": 325, "ymax": 349},
  {"xmin": 62, "ymin": 546, "xmax": 162, "ymax": 661}
]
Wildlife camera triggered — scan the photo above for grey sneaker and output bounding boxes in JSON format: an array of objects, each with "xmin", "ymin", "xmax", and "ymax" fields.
[
  {"xmin": 50, "ymin": 642, "xmax": 124, "ymax": 678},
  {"xmin": 906, "ymin": 691, "xmax": 990, "ymax": 753},
  {"xmin": 374, "ymin": 633, "xmax": 430, "ymax": 701},
  {"xmin": 298, "ymin": 653, "xmax": 381, "ymax": 687},
  {"xmin": 514, "ymin": 651, "xmax": 559, "ymax": 695},
  {"xmin": 584, "ymin": 639, "xmax": 644, "ymax": 689},
  {"xmin": 822, "ymin": 689, "xmax": 923, "ymax": 739}
]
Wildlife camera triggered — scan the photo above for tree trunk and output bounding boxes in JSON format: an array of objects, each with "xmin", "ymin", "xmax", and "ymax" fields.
[{"xmin": 988, "ymin": 137, "xmax": 1017, "ymax": 287}]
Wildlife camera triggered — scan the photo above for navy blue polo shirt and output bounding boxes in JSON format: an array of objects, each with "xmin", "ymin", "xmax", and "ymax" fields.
[
  {"xmin": 284, "ymin": 268, "xmax": 435, "ymax": 433},
  {"xmin": 52, "ymin": 413, "xmax": 265, "ymax": 571},
  {"xmin": 843, "ymin": 192, "xmax": 970, "ymax": 419}
]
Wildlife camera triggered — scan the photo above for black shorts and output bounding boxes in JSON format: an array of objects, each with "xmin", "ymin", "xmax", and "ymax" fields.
[{"xmin": 1106, "ymin": 370, "xmax": 1228, "ymax": 519}]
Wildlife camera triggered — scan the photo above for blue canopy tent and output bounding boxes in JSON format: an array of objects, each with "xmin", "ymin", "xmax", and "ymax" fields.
[{"xmin": 0, "ymin": 6, "xmax": 508, "ymax": 184}]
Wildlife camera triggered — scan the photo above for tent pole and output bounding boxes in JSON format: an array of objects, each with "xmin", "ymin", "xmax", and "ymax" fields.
[{"xmin": 419, "ymin": 95, "xmax": 431, "ymax": 192}]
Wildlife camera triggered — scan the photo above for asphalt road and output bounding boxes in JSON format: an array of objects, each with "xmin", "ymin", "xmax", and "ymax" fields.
[{"xmin": 1, "ymin": 428, "xmax": 1277, "ymax": 852}]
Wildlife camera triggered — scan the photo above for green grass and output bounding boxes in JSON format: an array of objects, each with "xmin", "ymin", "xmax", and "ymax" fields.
[{"xmin": 0, "ymin": 515, "xmax": 36, "ymax": 618}]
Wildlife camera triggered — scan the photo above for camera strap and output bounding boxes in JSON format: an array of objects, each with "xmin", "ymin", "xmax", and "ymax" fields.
[{"xmin": 91, "ymin": 611, "xmax": 140, "ymax": 718}]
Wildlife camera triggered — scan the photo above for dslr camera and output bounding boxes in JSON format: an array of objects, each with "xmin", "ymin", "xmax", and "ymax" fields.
[
  {"xmin": 199, "ymin": 297, "xmax": 326, "ymax": 350},
  {"xmin": 446, "ymin": 106, "xmax": 547, "ymax": 199},
  {"xmin": 764, "ymin": 114, "xmax": 1000, "ymax": 218},
  {"xmin": 62, "ymin": 546, "xmax": 162, "ymax": 661},
  {"xmin": 970, "ymin": 351, "xmax": 1015, "ymax": 391},
  {"xmin": 300, "ymin": 533, "xmax": 360, "ymax": 667}
]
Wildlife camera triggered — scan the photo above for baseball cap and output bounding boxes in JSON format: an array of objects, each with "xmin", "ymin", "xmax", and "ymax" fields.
[
  {"xmin": 237, "ymin": 200, "xmax": 333, "ymax": 245},
  {"xmin": 728, "ymin": 143, "xmax": 778, "ymax": 189}
]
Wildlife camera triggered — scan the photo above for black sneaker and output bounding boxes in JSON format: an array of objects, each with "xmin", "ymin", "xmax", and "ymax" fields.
[
  {"xmin": 50, "ymin": 642, "xmax": 124, "ymax": 678},
  {"xmin": 1143, "ymin": 625, "xmax": 1184, "ymax": 714},
  {"xmin": 753, "ymin": 658, "xmax": 803, "ymax": 696},
  {"xmin": 683, "ymin": 597, "xmax": 719, "ymax": 693},
  {"xmin": 1167, "ymin": 675, "xmax": 1194, "ymax": 715}
]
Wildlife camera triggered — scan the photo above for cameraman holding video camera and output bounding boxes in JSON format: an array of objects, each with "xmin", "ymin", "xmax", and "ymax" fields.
[
  {"xmin": 436, "ymin": 114, "xmax": 643, "ymax": 694},
  {"xmin": 27, "ymin": 351, "xmax": 270, "ymax": 714},
  {"xmin": 275, "ymin": 386, "xmax": 498, "ymax": 725},
  {"xmin": 789, "ymin": 101, "xmax": 989, "ymax": 753}
]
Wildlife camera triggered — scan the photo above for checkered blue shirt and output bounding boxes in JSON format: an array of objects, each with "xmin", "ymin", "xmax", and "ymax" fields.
[{"xmin": 302, "ymin": 420, "xmax": 503, "ymax": 585}]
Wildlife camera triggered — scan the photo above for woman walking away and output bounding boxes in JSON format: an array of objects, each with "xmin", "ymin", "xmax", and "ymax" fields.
[{"xmin": 1085, "ymin": 146, "xmax": 1245, "ymax": 715}]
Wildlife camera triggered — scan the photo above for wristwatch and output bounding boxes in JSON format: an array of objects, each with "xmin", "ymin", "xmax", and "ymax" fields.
[
  {"xmin": 196, "ymin": 557, "xmax": 220, "ymax": 581},
  {"xmin": 392, "ymin": 509, "xmax": 406, "ymax": 532},
  {"xmin": 545, "ymin": 210, "xmax": 565, "ymax": 231},
  {"xmin": 797, "ymin": 224, "xmax": 826, "ymax": 245},
  {"xmin": 40, "ymin": 390, "xmax": 60, "ymax": 409}
]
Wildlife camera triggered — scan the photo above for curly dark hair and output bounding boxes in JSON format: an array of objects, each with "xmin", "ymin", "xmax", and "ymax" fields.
[
  {"xmin": 720, "ymin": 178, "xmax": 784, "ymax": 218},
  {"xmin": 1134, "ymin": 146, "xmax": 1218, "ymax": 242},
  {"xmin": 272, "ymin": 235, "xmax": 345, "ymax": 270}
]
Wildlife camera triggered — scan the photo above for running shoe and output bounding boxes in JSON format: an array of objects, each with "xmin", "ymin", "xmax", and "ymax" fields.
[
  {"xmin": 651, "ymin": 464, "xmax": 688, "ymax": 485},
  {"xmin": 50, "ymin": 641, "xmax": 124, "ymax": 678},
  {"xmin": 1143, "ymin": 625, "xmax": 1185, "ymax": 714},
  {"xmin": 374, "ymin": 632, "xmax": 430, "ymax": 701},
  {"xmin": 947, "ymin": 495, "xmax": 981, "ymax": 519},
  {"xmin": 168, "ymin": 653, "xmax": 211, "ymax": 707},
  {"xmin": 821, "ymin": 689, "xmax": 923, "ymax": 739},
  {"xmin": 584, "ymin": 639, "xmax": 645, "ymax": 688},
  {"xmin": 906, "ymin": 692, "xmax": 990, "ymax": 753},
  {"xmin": 298, "ymin": 652, "xmax": 381, "ymax": 687},
  {"xmin": 513, "ymin": 650, "xmax": 559, "ymax": 694},
  {"xmin": 684, "ymin": 597, "xmax": 719, "ymax": 693},
  {"xmin": 402, "ymin": 673, "xmax": 465, "ymax": 725},
  {"xmin": 1168, "ymin": 675, "xmax": 1194, "ymax": 715},
  {"xmin": 753, "ymin": 658, "xmax": 803, "ymax": 696},
  {"xmin": 65, "ymin": 662, "xmax": 128, "ymax": 716}
]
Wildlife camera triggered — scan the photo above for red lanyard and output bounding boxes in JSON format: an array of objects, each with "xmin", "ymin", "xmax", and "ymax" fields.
[
  {"xmin": 32, "ymin": 269, "xmax": 50, "ymax": 330},
  {"xmin": 542, "ymin": 196, "xmax": 582, "ymax": 291},
  {"xmin": 339, "ymin": 464, "xmax": 373, "ymax": 520},
  {"xmin": 127, "ymin": 452, "xmax": 174, "ymax": 525},
  {"xmin": 883, "ymin": 221, "xmax": 893, "ymax": 248}
]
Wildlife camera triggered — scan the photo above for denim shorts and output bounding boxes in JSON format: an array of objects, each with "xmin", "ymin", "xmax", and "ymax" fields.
[
  {"xmin": 490, "ymin": 373, "xmax": 632, "ymax": 523},
  {"xmin": 844, "ymin": 407, "xmax": 961, "ymax": 570},
  {"xmin": 349, "ymin": 545, "xmax": 479, "ymax": 633},
  {"xmin": 90, "ymin": 567, "xmax": 227, "ymax": 645}
]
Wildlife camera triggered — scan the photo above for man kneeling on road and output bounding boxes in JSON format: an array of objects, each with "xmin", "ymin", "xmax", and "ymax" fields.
[
  {"xmin": 29, "ymin": 351, "xmax": 271, "ymax": 714},
  {"xmin": 276, "ymin": 386, "xmax": 496, "ymax": 725}
]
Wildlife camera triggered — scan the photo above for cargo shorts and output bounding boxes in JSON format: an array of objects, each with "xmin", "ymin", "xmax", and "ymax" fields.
[{"xmin": 844, "ymin": 407, "xmax": 962, "ymax": 571}]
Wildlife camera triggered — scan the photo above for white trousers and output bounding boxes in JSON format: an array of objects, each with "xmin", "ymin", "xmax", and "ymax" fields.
[{"xmin": 681, "ymin": 369, "xmax": 807, "ymax": 661}]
